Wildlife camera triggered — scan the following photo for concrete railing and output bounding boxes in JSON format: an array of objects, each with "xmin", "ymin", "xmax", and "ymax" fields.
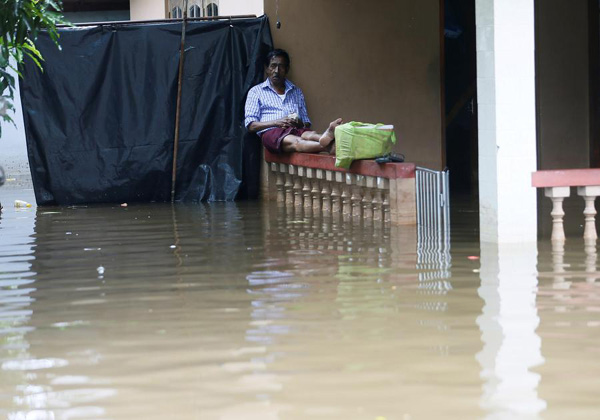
[
  {"xmin": 261, "ymin": 150, "xmax": 417, "ymax": 225},
  {"xmin": 532, "ymin": 169, "xmax": 600, "ymax": 241}
]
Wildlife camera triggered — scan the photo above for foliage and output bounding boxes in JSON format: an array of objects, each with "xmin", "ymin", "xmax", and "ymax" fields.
[{"xmin": 0, "ymin": 0, "xmax": 66, "ymax": 135}]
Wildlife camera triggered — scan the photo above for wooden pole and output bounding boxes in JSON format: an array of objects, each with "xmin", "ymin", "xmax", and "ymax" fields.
[{"xmin": 171, "ymin": 0, "xmax": 189, "ymax": 203}]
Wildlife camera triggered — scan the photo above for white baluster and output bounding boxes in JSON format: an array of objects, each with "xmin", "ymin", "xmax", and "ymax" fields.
[
  {"xmin": 352, "ymin": 175, "xmax": 364, "ymax": 220},
  {"xmin": 364, "ymin": 176, "xmax": 375, "ymax": 219},
  {"xmin": 272, "ymin": 162, "xmax": 284, "ymax": 202},
  {"xmin": 342, "ymin": 173, "xmax": 353, "ymax": 219},
  {"xmin": 381, "ymin": 178, "xmax": 390, "ymax": 223},
  {"xmin": 298, "ymin": 166, "xmax": 312, "ymax": 210},
  {"xmin": 332, "ymin": 171, "xmax": 343, "ymax": 214},
  {"xmin": 292, "ymin": 165, "xmax": 303, "ymax": 207},
  {"xmin": 283, "ymin": 164, "xmax": 293, "ymax": 205},
  {"xmin": 319, "ymin": 169, "xmax": 331, "ymax": 214},
  {"xmin": 309, "ymin": 168, "xmax": 320, "ymax": 213},
  {"xmin": 545, "ymin": 186, "xmax": 570, "ymax": 242},
  {"xmin": 373, "ymin": 177, "xmax": 384, "ymax": 221},
  {"xmin": 340, "ymin": 173, "xmax": 352, "ymax": 216},
  {"xmin": 577, "ymin": 186, "xmax": 600, "ymax": 241}
]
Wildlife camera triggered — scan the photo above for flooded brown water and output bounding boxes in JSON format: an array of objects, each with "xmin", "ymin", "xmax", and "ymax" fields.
[{"xmin": 1, "ymin": 185, "xmax": 599, "ymax": 419}]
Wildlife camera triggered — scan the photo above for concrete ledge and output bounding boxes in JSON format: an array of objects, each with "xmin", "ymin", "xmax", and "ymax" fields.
[
  {"xmin": 263, "ymin": 150, "xmax": 416, "ymax": 179},
  {"xmin": 532, "ymin": 169, "xmax": 600, "ymax": 187}
]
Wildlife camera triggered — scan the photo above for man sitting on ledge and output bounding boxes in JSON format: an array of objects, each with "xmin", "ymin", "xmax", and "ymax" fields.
[{"xmin": 244, "ymin": 48, "xmax": 342, "ymax": 154}]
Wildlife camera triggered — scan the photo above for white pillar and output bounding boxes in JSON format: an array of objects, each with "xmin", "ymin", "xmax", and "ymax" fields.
[{"xmin": 476, "ymin": 0, "xmax": 537, "ymax": 243}]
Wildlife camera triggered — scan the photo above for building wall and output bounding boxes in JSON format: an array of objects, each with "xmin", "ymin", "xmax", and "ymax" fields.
[
  {"xmin": 130, "ymin": 0, "xmax": 166, "ymax": 20},
  {"xmin": 130, "ymin": 0, "xmax": 263, "ymax": 20},
  {"xmin": 535, "ymin": 0, "xmax": 591, "ymax": 236},
  {"xmin": 536, "ymin": 0, "xmax": 590, "ymax": 170},
  {"xmin": 220, "ymin": 0, "xmax": 263, "ymax": 16},
  {"xmin": 264, "ymin": 0, "xmax": 444, "ymax": 169}
]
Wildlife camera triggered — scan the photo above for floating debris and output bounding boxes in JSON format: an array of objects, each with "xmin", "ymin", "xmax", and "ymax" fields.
[{"xmin": 14, "ymin": 200, "xmax": 32, "ymax": 208}]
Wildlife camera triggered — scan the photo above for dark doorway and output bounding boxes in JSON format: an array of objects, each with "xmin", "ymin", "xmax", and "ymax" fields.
[
  {"xmin": 443, "ymin": 0, "xmax": 478, "ymax": 195},
  {"xmin": 589, "ymin": 0, "xmax": 600, "ymax": 167}
]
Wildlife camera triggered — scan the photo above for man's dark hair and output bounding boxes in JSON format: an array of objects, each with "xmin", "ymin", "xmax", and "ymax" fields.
[{"xmin": 265, "ymin": 49, "xmax": 290, "ymax": 68}]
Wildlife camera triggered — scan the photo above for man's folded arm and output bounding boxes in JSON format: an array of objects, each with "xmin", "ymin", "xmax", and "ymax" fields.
[
  {"xmin": 247, "ymin": 118, "xmax": 296, "ymax": 134},
  {"xmin": 247, "ymin": 120, "xmax": 274, "ymax": 133}
]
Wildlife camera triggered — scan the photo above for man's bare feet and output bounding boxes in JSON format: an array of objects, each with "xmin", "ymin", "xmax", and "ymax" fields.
[{"xmin": 319, "ymin": 118, "xmax": 343, "ymax": 147}]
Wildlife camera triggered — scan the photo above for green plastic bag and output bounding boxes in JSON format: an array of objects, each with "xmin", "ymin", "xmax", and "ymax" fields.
[{"xmin": 334, "ymin": 122, "xmax": 397, "ymax": 169}]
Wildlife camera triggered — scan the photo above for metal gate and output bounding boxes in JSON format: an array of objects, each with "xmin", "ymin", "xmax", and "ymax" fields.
[
  {"xmin": 415, "ymin": 167, "xmax": 451, "ymax": 293},
  {"xmin": 416, "ymin": 167, "xmax": 450, "ymax": 232}
]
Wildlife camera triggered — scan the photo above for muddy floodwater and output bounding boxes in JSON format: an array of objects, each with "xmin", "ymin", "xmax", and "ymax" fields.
[{"xmin": 1, "ymin": 184, "xmax": 599, "ymax": 419}]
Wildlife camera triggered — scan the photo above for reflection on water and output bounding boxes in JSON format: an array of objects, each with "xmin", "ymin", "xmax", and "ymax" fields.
[
  {"xmin": 0, "ymin": 191, "xmax": 599, "ymax": 418},
  {"xmin": 535, "ymin": 238, "xmax": 600, "ymax": 420},
  {"xmin": 416, "ymin": 226, "xmax": 452, "ymax": 294},
  {"xmin": 477, "ymin": 242, "xmax": 545, "ymax": 419}
]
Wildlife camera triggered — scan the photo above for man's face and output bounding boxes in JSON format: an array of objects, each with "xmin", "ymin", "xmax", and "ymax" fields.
[{"xmin": 266, "ymin": 56, "xmax": 289, "ymax": 86}]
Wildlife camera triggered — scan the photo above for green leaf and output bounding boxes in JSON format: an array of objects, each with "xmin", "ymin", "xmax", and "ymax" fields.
[
  {"xmin": 0, "ymin": 69, "xmax": 15, "ymax": 87},
  {"xmin": 23, "ymin": 38, "xmax": 43, "ymax": 61},
  {"xmin": 24, "ymin": 49, "xmax": 41, "ymax": 69}
]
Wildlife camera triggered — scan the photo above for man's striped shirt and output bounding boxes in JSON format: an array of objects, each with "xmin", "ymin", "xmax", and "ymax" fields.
[{"xmin": 244, "ymin": 79, "xmax": 311, "ymax": 135}]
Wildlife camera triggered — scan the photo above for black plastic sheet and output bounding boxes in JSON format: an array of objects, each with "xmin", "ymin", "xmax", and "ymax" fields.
[{"xmin": 20, "ymin": 17, "xmax": 272, "ymax": 205}]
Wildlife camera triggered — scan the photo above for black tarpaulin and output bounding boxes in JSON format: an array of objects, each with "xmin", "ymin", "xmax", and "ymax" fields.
[{"xmin": 20, "ymin": 16, "xmax": 272, "ymax": 205}]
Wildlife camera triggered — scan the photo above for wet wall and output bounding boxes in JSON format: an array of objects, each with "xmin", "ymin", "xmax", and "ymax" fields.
[
  {"xmin": 535, "ymin": 0, "xmax": 593, "ymax": 236},
  {"xmin": 536, "ymin": 0, "xmax": 591, "ymax": 171},
  {"xmin": 263, "ymin": 0, "xmax": 444, "ymax": 170},
  {"xmin": 20, "ymin": 17, "xmax": 273, "ymax": 205}
]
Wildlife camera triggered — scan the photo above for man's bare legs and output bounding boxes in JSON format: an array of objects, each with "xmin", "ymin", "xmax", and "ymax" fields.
[
  {"xmin": 281, "ymin": 118, "xmax": 343, "ymax": 153},
  {"xmin": 281, "ymin": 135, "xmax": 328, "ymax": 153},
  {"xmin": 300, "ymin": 131, "xmax": 321, "ymax": 142}
]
